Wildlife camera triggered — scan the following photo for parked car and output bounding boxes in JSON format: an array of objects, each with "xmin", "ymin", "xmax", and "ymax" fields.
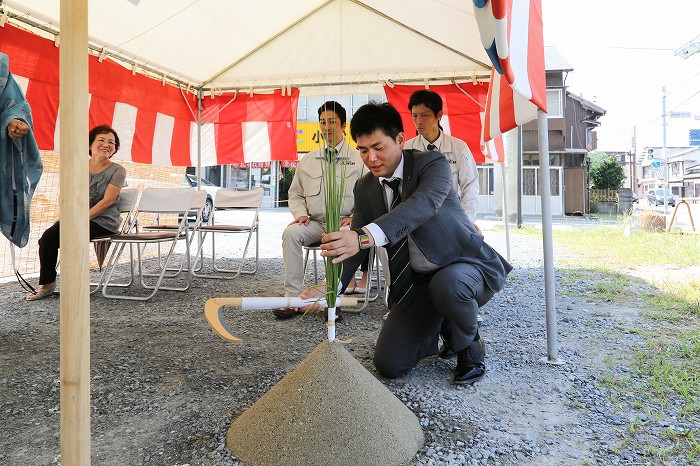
[
  {"xmin": 646, "ymin": 188, "xmax": 676, "ymax": 207},
  {"xmin": 184, "ymin": 174, "xmax": 221, "ymax": 222}
]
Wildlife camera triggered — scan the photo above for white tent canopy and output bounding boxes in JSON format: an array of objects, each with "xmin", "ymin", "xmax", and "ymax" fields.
[{"xmin": 5, "ymin": 0, "xmax": 492, "ymax": 93}]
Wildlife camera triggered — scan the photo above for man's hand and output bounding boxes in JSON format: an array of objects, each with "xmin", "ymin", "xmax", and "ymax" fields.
[
  {"xmin": 289, "ymin": 215, "xmax": 310, "ymax": 226},
  {"xmin": 320, "ymin": 230, "xmax": 362, "ymax": 264},
  {"xmin": 339, "ymin": 216, "xmax": 352, "ymax": 228},
  {"xmin": 299, "ymin": 284, "xmax": 326, "ymax": 313},
  {"xmin": 7, "ymin": 119, "xmax": 29, "ymax": 139}
]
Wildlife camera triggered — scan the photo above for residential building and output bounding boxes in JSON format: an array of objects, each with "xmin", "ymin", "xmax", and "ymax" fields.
[
  {"xmin": 639, "ymin": 146, "xmax": 700, "ymax": 198},
  {"xmin": 516, "ymin": 47, "xmax": 606, "ymax": 216}
]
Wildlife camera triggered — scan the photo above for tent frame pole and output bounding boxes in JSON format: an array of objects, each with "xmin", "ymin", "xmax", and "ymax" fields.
[
  {"xmin": 500, "ymin": 162, "xmax": 511, "ymax": 261},
  {"xmin": 196, "ymin": 89, "xmax": 203, "ymax": 191},
  {"xmin": 536, "ymin": 110, "xmax": 563, "ymax": 365}
]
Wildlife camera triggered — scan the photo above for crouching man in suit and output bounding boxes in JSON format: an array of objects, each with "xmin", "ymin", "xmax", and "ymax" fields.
[{"xmin": 308, "ymin": 102, "xmax": 512, "ymax": 385}]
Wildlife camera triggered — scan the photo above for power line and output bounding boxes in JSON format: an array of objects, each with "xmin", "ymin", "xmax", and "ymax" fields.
[
  {"xmin": 633, "ymin": 70, "xmax": 700, "ymax": 114},
  {"xmin": 668, "ymin": 89, "xmax": 700, "ymax": 113}
]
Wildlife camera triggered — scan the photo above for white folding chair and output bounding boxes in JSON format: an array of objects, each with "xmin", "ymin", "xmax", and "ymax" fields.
[
  {"xmin": 89, "ymin": 188, "xmax": 139, "ymax": 294},
  {"xmin": 193, "ymin": 188, "xmax": 263, "ymax": 279},
  {"xmin": 302, "ymin": 243, "xmax": 384, "ymax": 313},
  {"xmin": 141, "ymin": 189, "xmax": 208, "ymax": 273},
  {"xmin": 349, "ymin": 246, "xmax": 385, "ymax": 313},
  {"xmin": 101, "ymin": 188, "xmax": 194, "ymax": 300}
]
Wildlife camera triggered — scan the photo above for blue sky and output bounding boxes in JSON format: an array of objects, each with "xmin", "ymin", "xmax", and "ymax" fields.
[{"xmin": 543, "ymin": 0, "xmax": 700, "ymax": 153}]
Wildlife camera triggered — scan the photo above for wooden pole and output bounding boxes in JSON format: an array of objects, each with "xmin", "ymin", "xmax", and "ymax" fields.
[{"xmin": 59, "ymin": 0, "xmax": 90, "ymax": 464}]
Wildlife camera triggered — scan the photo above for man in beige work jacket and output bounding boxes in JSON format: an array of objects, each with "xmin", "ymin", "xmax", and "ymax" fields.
[{"xmin": 274, "ymin": 101, "xmax": 365, "ymax": 319}]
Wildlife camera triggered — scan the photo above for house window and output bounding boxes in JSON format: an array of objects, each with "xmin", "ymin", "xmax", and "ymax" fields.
[
  {"xmin": 349, "ymin": 94, "xmax": 386, "ymax": 117},
  {"xmin": 351, "ymin": 94, "xmax": 369, "ymax": 116},
  {"xmin": 297, "ymin": 97, "xmax": 308, "ymax": 121},
  {"xmin": 546, "ymin": 89, "xmax": 563, "ymax": 118},
  {"xmin": 523, "ymin": 167, "xmax": 537, "ymax": 195},
  {"xmin": 478, "ymin": 166, "xmax": 494, "ymax": 195},
  {"xmin": 522, "ymin": 167, "xmax": 561, "ymax": 195}
]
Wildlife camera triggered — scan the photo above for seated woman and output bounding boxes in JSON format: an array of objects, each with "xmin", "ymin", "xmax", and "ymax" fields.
[{"xmin": 26, "ymin": 125, "xmax": 127, "ymax": 301}]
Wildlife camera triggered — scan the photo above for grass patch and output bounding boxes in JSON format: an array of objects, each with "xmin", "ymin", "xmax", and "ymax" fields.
[
  {"xmin": 517, "ymin": 222, "xmax": 700, "ymax": 463},
  {"xmin": 632, "ymin": 338, "xmax": 700, "ymax": 419},
  {"xmin": 642, "ymin": 279, "xmax": 700, "ymax": 318},
  {"xmin": 557, "ymin": 268, "xmax": 638, "ymax": 305},
  {"xmin": 516, "ymin": 223, "xmax": 700, "ymax": 269},
  {"xmin": 554, "ymin": 225, "xmax": 700, "ymax": 268}
]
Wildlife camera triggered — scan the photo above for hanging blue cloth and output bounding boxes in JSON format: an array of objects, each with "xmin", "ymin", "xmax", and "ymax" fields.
[{"xmin": 0, "ymin": 52, "xmax": 43, "ymax": 248}]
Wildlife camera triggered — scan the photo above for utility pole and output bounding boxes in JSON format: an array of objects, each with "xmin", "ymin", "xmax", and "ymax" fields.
[{"xmin": 662, "ymin": 87, "xmax": 669, "ymax": 225}]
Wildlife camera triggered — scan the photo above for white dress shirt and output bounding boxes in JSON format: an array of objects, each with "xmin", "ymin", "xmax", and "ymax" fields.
[{"xmin": 405, "ymin": 131, "xmax": 479, "ymax": 222}]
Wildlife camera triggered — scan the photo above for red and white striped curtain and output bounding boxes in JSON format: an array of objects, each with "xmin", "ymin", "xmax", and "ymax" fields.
[
  {"xmin": 384, "ymin": 82, "xmax": 504, "ymax": 163},
  {"xmin": 0, "ymin": 24, "xmax": 299, "ymax": 167}
]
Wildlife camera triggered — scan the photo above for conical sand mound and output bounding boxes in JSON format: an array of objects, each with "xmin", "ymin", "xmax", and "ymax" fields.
[{"xmin": 227, "ymin": 340, "xmax": 424, "ymax": 466}]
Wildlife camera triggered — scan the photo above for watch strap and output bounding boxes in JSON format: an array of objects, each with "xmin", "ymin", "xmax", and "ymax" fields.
[{"xmin": 353, "ymin": 228, "xmax": 371, "ymax": 249}]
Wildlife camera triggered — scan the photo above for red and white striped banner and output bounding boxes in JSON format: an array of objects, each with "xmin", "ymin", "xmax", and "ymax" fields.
[
  {"xmin": 200, "ymin": 89, "xmax": 299, "ymax": 166},
  {"xmin": 473, "ymin": 0, "xmax": 546, "ymax": 142},
  {"xmin": 0, "ymin": 24, "xmax": 299, "ymax": 167},
  {"xmin": 384, "ymin": 82, "xmax": 504, "ymax": 163}
]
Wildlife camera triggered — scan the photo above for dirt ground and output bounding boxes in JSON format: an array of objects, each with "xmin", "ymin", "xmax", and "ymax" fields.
[{"xmin": 0, "ymin": 219, "xmax": 689, "ymax": 465}]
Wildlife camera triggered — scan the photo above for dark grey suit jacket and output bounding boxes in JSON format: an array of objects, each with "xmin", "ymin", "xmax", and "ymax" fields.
[{"xmin": 341, "ymin": 149, "xmax": 511, "ymax": 293}]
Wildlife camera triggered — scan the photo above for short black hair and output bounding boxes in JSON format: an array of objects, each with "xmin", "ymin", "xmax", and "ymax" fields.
[
  {"xmin": 317, "ymin": 100, "xmax": 347, "ymax": 125},
  {"xmin": 349, "ymin": 102, "xmax": 404, "ymax": 141},
  {"xmin": 407, "ymin": 89, "xmax": 443, "ymax": 117},
  {"xmin": 89, "ymin": 125, "xmax": 120, "ymax": 155}
]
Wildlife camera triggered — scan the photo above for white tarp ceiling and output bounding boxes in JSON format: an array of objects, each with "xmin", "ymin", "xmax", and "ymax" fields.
[{"xmin": 4, "ymin": 0, "xmax": 492, "ymax": 93}]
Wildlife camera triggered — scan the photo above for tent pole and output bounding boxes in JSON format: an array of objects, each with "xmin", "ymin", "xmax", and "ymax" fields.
[
  {"xmin": 500, "ymin": 162, "xmax": 511, "ymax": 261},
  {"xmin": 196, "ymin": 89, "xmax": 203, "ymax": 188},
  {"xmin": 536, "ymin": 110, "xmax": 562, "ymax": 364},
  {"xmin": 59, "ymin": 0, "xmax": 91, "ymax": 464},
  {"xmin": 516, "ymin": 126, "xmax": 523, "ymax": 228}
]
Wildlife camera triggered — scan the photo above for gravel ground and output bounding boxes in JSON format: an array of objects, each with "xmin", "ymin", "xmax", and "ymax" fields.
[{"xmin": 0, "ymin": 218, "xmax": 691, "ymax": 465}]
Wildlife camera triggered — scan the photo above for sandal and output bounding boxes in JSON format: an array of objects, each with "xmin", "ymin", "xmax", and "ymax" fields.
[{"xmin": 26, "ymin": 285, "xmax": 56, "ymax": 302}]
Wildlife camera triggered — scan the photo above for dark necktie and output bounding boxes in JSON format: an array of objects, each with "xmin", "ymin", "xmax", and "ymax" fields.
[
  {"xmin": 383, "ymin": 178, "xmax": 414, "ymax": 311},
  {"xmin": 427, "ymin": 143, "xmax": 437, "ymax": 151}
]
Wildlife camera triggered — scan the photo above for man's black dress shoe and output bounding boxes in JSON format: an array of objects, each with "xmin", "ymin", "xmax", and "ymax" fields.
[
  {"xmin": 453, "ymin": 336, "xmax": 486, "ymax": 385},
  {"xmin": 274, "ymin": 307, "xmax": 343, "ymax": 322},
  {"xmin": 273, "ymin": 307, "xmax": 301, "ymax": 319},
  {"xmin": 439, "ymin": 343, "xmax": 457, "ymax": 359}
]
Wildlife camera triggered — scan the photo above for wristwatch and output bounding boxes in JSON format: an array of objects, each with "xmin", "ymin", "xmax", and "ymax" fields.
[{"xmin": 353, "ymin": 228, "xmax": 372, "ymax": 250}]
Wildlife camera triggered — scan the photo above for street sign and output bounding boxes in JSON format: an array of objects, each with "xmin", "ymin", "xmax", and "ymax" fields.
[
  {"xmin": 651, "ymin": 161, "xmax": 662, "ymax": 168},
  {"xmin": 671, "ymin": 111, "xmax": 692, "ymax": 118},
  {"xmin": 690, "ymin": 129, "xmax": 700, "ymax": 146}
]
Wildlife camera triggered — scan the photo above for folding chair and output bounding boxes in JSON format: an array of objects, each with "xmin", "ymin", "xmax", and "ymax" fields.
[
  {"xmin": 350, "ymin": 246, "xmax": 385, "ymax": 313},
  {"xmin": 193, "ymin": 188, "xmax": 263, "ymax": 279},
  {"xmin": 141, "ymin": 189, "xmax": 208, "ymax": 273},
  {"xmin": 302, "ymin": 242, "xmax": 323, "ymax": 285},
  {"xmin": 302, "ymin": 243, "xmax": 384, "ymax": 313},
  {"xmin": 101, "ymin": 188, "xmax": 194, "ymax": 300},
  {"xmin": 89, "ymin": 188, "xmax": 139, "ymax": 294}
]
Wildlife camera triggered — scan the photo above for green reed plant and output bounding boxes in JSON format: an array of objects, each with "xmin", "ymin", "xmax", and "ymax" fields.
[{"xmin": 319, "ymin": 145, "xmax": 345, "ymax": 310}]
